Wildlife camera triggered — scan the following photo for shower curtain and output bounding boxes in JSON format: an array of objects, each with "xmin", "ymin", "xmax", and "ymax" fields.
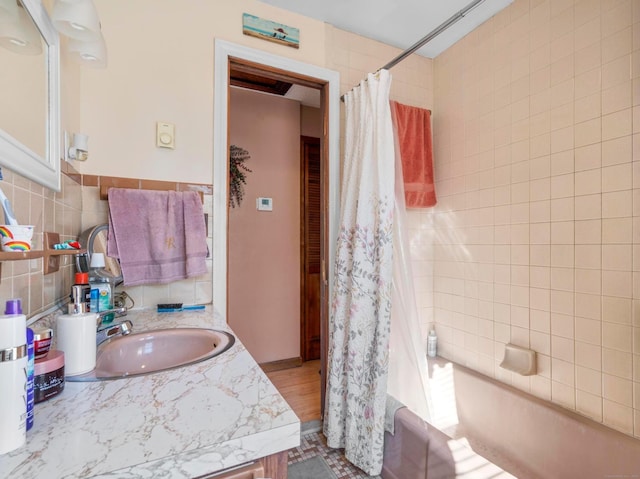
[
  {"xmin": 324, "ymin": 69, "xmax": 395, "ymax": 476},
  {"xmin": 387, "ymin": 116, "xmax": 433, "ymax": 421}
]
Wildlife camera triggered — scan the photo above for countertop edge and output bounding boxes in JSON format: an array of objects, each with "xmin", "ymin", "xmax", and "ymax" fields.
[{"xmin": 90, "ymin": 422, "xmax": 301, "ymax": 478}]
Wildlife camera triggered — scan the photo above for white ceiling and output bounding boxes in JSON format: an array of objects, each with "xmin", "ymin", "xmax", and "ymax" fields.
[{"xmin": 259, "ymin": 0, "xmax": 513, "ymax": 59}]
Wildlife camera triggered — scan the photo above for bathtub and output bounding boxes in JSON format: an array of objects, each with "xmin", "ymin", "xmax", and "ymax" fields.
[{"xmin": 382, "ymin": 358, "xmax": 640, "ymax": 478}]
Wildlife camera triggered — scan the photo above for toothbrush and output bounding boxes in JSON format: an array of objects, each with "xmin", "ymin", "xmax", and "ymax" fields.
[
  {"xmin": 157, "ymin": 303, "xmax": 206, "ymax": 313},
  {"xmin": 0, "ymin": 187, "xmax": 18, "ymax": 225}
]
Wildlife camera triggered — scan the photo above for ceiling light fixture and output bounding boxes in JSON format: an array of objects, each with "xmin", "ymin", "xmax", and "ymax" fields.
[
  {"xmin": 51, "ymin": 0, "xmax": 108, "ymax": 68},
  {"xmin": 0, "ymin": 0, "xmax": 18, "ymax": 23},
  {"xmin": 68, "ymin": 33, "xmax": 107, "ymax": 68},
  {"xmin": 0, "ymin": 3, "xmax": 42, "ymax": 55},
  {"xmin": 51, "ymin": 0, "xmax": 101, "ymax": 42}
]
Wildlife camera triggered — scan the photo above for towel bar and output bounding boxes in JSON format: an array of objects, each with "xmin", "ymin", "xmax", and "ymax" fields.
[{"xmin": 99, "ymin": 185, "xmax": 205, "ymax": 203}]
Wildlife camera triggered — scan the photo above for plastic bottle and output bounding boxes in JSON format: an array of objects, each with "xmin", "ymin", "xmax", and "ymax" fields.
[
  {"xmin": 72, "ymin": 272, "xmax": 91, "ymax": 313},
  {"xmin": 8, "ymin": 298, "xmax": 35, "ymax": 433},
  {"xmin": 427, "ymin": 329, "xmax": 437, "ymax": 358},
  {"xmin": 26, "ymin": 327, "xmax": 34, "ymax": 431},
  {"xmin": 89, "ymin": 253, "xmax": 116, "ymax": 324},
  {"xmin": 0, "ymin": 298, "xmax": 27, "ymax": 453}
]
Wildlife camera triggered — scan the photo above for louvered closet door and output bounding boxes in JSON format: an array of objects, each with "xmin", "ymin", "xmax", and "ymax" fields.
[{"xmin": 302, "ymin": 136, "xmax": 321, "ymax": 361}]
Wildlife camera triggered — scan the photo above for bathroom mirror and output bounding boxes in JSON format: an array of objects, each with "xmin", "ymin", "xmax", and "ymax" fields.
[{"xmin": 0, "ymin": 0, "xmax": 60, "ymax": 191}]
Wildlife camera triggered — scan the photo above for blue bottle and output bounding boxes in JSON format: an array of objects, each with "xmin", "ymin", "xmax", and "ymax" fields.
[
  {"xmin": 4, "ymin": 299, "xmax": 32, "ymax": 432},
  {"xmin": 25, "ymin": 327, "xmax": 34, "ymax": 431}
]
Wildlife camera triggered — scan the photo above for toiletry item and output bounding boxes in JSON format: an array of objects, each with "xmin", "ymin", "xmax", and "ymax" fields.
[
  {"xmin": 0, "ymin": 299, "xmax": 27, "ymax": 454},
  {"xmin": 0, "ymin": 224, "xmax": 34, "ymax": 252},
  {"xmin": 26, "ymin": 328, "xmax": 34, "ymax": 431},
  {"xmin": 34, "ymin": 350, "xmax": 65, "ymax": 403},
  {"xmin": 157, "ymin": 303, "xmax": 205, "ymax": 312},
  {"xmin": 56, "ymin": 292, "xmax": 98, "ymax": 376},
  {"xmin": 427, "ymin": 329, "xmax": 437, "ymax": 358},
  {"xmin": 71, "ymin": 272, "xmax": 91, "ymax": 313},
  {"xmin": 89, "ymin": 288, "xmax": 99, "ymax": 315},
  {"xmin": 33, "ymin": 328, "xmax": 53, "ymax": 359},
  {"xmin": 89, "ymin": 253, "xmax": 115, "ymax": 323},
  {"xmin": 0, "ymin": 186, "xmax": 18, "ymax": 225}
]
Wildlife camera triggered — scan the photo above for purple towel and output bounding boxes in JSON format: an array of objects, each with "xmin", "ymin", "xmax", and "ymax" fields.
[{"xmin": 107, "ymin": 188, "xmax": 208, "ymax": 286}]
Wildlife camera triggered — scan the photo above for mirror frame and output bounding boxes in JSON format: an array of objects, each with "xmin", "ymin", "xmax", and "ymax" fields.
[{"xmin": 0, "ymin": 0, "xmax": 60, "ymax": 191}]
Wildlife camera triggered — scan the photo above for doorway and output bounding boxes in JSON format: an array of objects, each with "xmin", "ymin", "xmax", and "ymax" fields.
[
  {"xmin": 301, "ymin": 135, "xmax": 321, "ymax": 362},
  {"xmin": 212, "ymin": 40, "xmax": 340, "ymax": 419}
]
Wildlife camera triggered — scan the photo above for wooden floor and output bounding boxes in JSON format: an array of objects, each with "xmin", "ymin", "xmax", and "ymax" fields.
[{"xmin": 266, "ymin": 359, "xmax": 322, "ymax": 423}]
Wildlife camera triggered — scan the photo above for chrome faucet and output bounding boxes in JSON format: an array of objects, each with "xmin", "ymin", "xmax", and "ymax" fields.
[{"xmin": 96, "ymin": 307, "xmax": 131, "ymax": 346}]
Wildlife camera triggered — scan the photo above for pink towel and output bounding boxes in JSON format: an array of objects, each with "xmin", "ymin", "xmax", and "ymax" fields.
[
  {"xmin": 107, "ymin": 188, "xmax": 208, "ymax": 286},
  {"xmin": 390, "ymin": 100, "xmax": 437, "ymax": 208}
]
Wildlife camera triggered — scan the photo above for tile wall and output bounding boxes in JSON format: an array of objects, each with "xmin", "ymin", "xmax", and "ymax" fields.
[
  {"xmin": 0, "ymin": 166, "xmax": 212, "ymax": 320},
  {"xmin": 432, "ymin": 0, "xmax": 640, "ymax": 437},
  {"xmin": 0, "ymin": 166, "xmax": 82, "ymax": 319},
  {"xmin": 80, "ymin": 177, "xmax": 213, "ymax": 311}
]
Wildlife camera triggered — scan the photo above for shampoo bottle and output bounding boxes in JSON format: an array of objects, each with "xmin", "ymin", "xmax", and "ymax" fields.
[
  {"xmin": 427, "ymin": 329, "xmax": 437, "ymax": 358},
  {"xmin": 0, "ymin": 298, "xmax": 27, "ymax": 454},
  {"xmin": 7, "ymin": 298, "xmax": 35, "ymax": 432}
]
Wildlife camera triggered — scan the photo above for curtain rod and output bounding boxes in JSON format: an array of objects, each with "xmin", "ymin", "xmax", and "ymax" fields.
[{"xmin": 340, "ymin": 0, "xmax": 487, "ymax": 102}]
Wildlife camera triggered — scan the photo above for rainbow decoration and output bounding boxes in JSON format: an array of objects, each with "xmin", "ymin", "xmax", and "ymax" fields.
[
  {"xmin": 2, "ymin": 241, "xmax": 31, "ymax": 251},
  {"xmin": 0, "ymin": 226, "xmax": 14, "ymax": 238}
]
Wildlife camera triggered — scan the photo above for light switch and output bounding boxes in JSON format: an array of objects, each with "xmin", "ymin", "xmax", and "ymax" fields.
[{"xmin": 156, "ymin": 122, "xmax": 175, "ymax": 149}]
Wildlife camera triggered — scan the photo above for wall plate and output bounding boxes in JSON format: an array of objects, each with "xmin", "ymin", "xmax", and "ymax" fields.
[
  {"xmin": 256, "ymin": 197, "xmax": 273, "ymax": 211},
  {"xmin": 156, "ymin": 122, "xmax": 175, "ymax": 149}
]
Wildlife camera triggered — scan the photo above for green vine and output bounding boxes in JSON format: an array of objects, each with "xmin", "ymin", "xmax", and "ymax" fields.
[{"xmin": 229, "ymin": 145, "xmax": 252, "ymax": 208}]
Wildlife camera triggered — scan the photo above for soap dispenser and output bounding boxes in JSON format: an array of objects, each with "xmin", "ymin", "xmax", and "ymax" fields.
[{"xmin": 56, "ymin": 291, "xmax": 98, "ymax": 376}]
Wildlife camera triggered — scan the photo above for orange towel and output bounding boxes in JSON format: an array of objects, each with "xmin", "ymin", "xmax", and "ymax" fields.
[{"xmin": 390, "ymin": 101, "xmax": 437, "ymax": 208}]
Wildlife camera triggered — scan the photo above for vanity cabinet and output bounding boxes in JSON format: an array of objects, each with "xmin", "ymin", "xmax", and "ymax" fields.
[
  {"xmin": 197, "ymin": 451, "xmax": 288, "ymax": 479},
  {"xmin": 0, "ymin": 308, "xmax": 299, "ymax": 479},
  {"xmin": 198, "ymin": 461, "xmax": 264, "ymax": 478}
]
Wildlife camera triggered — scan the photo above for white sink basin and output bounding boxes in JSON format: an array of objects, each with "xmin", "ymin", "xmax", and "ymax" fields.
[{"xmin": 68, "ymin": 328, "xmax": 235, "ymax": 381}]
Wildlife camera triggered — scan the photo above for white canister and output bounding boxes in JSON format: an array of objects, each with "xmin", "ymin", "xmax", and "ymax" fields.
[
  {"xmin": 0, "ymin": 310, "xmax": 27, "ymax": 454},
  {"xmin": 56, "ymin": 312, "xmax": 97, "ymax": 376}
]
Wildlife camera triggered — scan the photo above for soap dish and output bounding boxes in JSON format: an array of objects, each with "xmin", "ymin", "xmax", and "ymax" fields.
[{"xmin": 499, "ymin": 343, "xmax": 537, "ymax": 376}]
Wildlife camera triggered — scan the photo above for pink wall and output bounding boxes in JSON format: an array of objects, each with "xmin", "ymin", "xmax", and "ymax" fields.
[
  {"xmin": 301, "ymin": 105, "xmax": 322, "ymax": 138},
  {"xmin": 228, "ymin": 87, "xmax": 301, "ymax": 364}
]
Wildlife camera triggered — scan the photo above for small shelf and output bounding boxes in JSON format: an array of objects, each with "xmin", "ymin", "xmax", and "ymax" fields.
[
  {"xmin": 0, "ymin": 232, "xmax": 86, "ymax": 278},
  {"xmin": 43, "ymin": 232, "xmax": 86, "ymax": 274},
  {"xmin": 0, "ymin": 250, "xmax": 44, "ymax": 261}
]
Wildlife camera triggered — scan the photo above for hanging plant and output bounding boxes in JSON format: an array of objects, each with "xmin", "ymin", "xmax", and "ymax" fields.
[{"xmin": 229, "ymin": 145, "xmax": 252, "ymax": 208}]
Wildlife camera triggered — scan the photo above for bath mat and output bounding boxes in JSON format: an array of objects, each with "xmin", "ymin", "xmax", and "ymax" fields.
[{"xmin": 288, "ymin": 455, "xmax": 338, "ymax": 479}]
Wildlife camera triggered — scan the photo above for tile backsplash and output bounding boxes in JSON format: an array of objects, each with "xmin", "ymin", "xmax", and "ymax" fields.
[
  {"xmin": 80, "ymin": 177, "xmax": 213, "ymax": 310},
  {"xmin": 0, "ymin": 167, "xmax": 81, "ymax": 318},
  {"xmin": 0, "ymin": 167, "xmax": 212, "ymax": 319}
]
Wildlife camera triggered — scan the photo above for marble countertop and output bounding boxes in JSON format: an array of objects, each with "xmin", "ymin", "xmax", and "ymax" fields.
[{"xmin": 0, "ymin": 306, "xmax": 300, "ymax": 478}]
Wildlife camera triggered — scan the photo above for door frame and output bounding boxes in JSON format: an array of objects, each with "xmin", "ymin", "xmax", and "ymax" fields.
[{"xmin": 212, "ymin": 40, "xmax": 340, "ymax": 413}]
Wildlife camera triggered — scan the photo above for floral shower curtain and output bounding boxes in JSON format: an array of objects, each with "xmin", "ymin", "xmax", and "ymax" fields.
[{"xmin": 324, "ymin": 69, "xmax": 395, "ymax": 476}]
